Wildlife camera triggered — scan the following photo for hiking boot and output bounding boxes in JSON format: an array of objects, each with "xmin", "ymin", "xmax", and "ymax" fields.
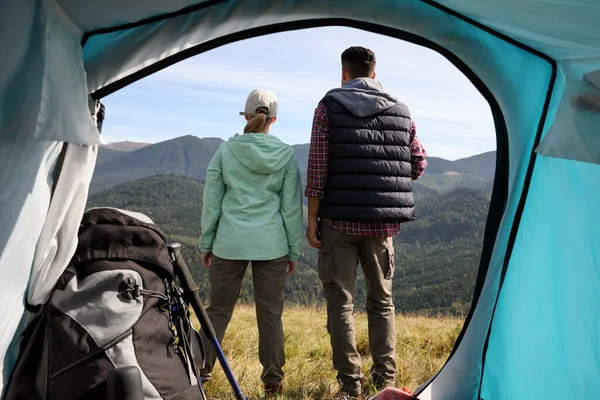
[
  {"xmin": 264, "ymin": 381, "xmax": 283, "ymax": 398},
  {"xmin": 339, "ymin": 384, "xmax": 362, "ymax": 398},
  {"xmin": 372, "ymin": 371, "xmax": 396, "ymax": 391},
  {"xmin": 374, "ymin": 379, "xmax": 395, "ymax": 391}
]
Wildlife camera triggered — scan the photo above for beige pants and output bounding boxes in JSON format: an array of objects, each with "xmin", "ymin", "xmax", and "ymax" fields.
[
  {"xmin": 200, "ymin": 255, "xmax": 288, "ymax": 385},
  {"xmin": 318, "ymin": 223, "xmax": 397, "ymax": 393}
]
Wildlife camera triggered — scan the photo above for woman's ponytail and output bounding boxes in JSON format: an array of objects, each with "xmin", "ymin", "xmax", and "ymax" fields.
[{"xmin": 243, "ymin": 112, "xmax": 268, "ymax": 133}]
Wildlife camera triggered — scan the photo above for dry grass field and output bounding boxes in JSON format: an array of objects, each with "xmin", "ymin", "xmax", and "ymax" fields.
[{"xmin": 194, "ymin": 305, "xmax": 463, "ymax": 399}]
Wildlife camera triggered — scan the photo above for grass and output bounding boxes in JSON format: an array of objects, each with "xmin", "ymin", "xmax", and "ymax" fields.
[{"xmin": 194, "ymin": 305, "xmax": 463, "ymax": 399}]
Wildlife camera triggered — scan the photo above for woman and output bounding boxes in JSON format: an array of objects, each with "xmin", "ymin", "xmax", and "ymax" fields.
[{"xmin": 198, "ymin": 89, "xmax": 303, "ymax": 396}]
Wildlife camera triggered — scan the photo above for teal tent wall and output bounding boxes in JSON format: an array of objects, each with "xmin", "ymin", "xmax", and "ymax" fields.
[{"xmin": 0, "ymin": 1, "xmax": 598, "ymax": 399}]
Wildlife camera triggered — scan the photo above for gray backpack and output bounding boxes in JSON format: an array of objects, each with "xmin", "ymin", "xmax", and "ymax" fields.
[{"xmin": 4, "ymin": 208, "xmax": 205, "ymax": 400}]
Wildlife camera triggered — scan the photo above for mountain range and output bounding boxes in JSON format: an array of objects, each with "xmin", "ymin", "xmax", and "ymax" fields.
[{"xmin": 91, "ymin": 135, "xmax": 496, "ymax": 194}]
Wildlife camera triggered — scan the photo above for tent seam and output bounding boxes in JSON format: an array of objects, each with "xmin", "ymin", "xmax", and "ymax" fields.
[
  {"xmin": 80, "ymin": 0, "xmax": 229, "ymax": 46},
  {"xmin": 420, "ymin": 0, "xmax": 553, "ymax": 63},
  {"xmin": 84, "ymin": 1, "xmax": 555, "ymax": 96}
]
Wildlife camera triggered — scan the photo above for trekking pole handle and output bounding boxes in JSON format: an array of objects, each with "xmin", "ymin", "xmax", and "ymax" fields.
[{"xmin": 167, "ymin": 243, "xmax": 216, "ymax": 339}]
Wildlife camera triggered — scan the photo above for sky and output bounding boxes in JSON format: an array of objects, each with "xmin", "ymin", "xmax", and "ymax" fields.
[{"xmin": 101, "ymin": 27, "xmax": 495, "ymax": 160}]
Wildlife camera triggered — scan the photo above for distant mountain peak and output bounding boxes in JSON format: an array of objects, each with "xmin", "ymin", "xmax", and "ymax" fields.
[
  {"xmin": 92, "ymin": 135, "xmax": 226, "ymax": 193},
  {"xmin": 102, "ymin": 141, "xmax": 151, "ymax": 152},
  {"xmin": 152, "ymin": 135, "xmax": 224, "ymax": 146}
]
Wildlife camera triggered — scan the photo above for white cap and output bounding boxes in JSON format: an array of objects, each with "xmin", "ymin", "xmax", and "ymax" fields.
[{"xmin": 239, "ymin": 89, "xmax": 278, "ymax": 118}]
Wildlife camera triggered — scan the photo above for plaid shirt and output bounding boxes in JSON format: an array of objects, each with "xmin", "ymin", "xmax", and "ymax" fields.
[{"xmin": 305, "ymin": 102, "xmax": 428, "ymax": 237}]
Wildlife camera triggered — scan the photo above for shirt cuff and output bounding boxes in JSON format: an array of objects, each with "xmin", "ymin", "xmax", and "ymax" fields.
[
  {"xmin": 304, "ymin": 187, "xmax": 324, "ymax": 198},
  {"xmin": 200, "ymin": 247, "xmax": 212, "ymax": 253}
]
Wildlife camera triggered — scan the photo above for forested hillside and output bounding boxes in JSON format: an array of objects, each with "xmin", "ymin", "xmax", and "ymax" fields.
[{"xmin": 87, "ymin": 173, "xmax": 491, "ymax": 315}]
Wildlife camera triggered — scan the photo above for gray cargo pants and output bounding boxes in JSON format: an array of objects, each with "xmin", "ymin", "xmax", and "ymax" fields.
[
  {"xmin": 318, "ymin": 223, "xmax": 397, "ymax": 394},
  {"xmin": 200, "ymin": 255, "xmax": 288, "ymax": 385}
]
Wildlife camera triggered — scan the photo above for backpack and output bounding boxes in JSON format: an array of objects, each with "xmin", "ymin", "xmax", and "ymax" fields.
[{"xmin": 4, "ymin": 207, "xmax": 205, "ymax": 400}]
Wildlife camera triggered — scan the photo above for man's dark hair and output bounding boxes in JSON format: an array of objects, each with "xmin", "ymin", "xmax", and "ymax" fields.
[{"xmin": 341, "ymin": 46, "xmax": 376, "ymax": 79}]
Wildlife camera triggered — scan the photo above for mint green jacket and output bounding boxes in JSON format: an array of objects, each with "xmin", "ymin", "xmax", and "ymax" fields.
[{"xmin": 199, "ymin": 133, "xmax": 303, "ymax": 262}]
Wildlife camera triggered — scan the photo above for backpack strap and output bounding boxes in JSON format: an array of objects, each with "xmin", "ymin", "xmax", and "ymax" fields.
[
  {"xmin": 3, "ymin": 305, "xmax": 49, "ymax": 400},
  {"xmin": 34, "ymin": 319, "xmax": 49, "ymax": 400}
]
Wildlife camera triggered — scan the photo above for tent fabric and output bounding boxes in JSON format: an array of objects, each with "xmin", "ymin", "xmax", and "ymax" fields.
[
  {"xmin": 436, "ymin": 0, "xmax": 600, "ymax": 59},
  {"xmin": 481, "ymin": 156, "xmax": 600, "ymax": 399},
  {"xmin": 437, "ymin": 0, "xmax": 600, "ymax": 167},
  {"xmin": 0, "ymin": 0, "xmax": 102, "ymax": 145},
  {"xmin": 0, "ymin": 138, "xmax": 61, "ymax": 390},
  {"xmin": 54, "ymin": 0, "xmax": 214, "ymax": 32},
  {"xmin": 27, "ymin": 143, "xmax": 98, "ymax": 306},
  {"xmin": 0, "ymin": 140, "xmax": 97, "ymax": 390},
  {"xmin": 535, "ymin": 65, "xmax": 600, "ymax": 165},
  {"xmin": 0, "ymin": 0, "xmax": 599, "ymax": 399},
  {"xmin": 79, "ymin": 0, "xmax": 600, "ymax": 95},
  {"xmin": 0, "ymin": 0, "xmax": 101, "ymax": 389}
]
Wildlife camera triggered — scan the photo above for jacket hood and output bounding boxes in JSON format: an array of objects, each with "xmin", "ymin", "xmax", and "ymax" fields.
[
  {"xmin": 225, "ymin": 133, "xmax": 295, "ymax": 175},
  {"xmin": 326, "ymin": 78, "xmax": 399, "ymax": 117}
]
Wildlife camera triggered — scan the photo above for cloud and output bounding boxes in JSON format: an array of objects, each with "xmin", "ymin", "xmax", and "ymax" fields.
[
  {"xmin": 102, "ymin": 27, "xmax": 495, "ymax": 159},
  {"xmin": 148, "ymin": 59, "xmax": 335, "ymax": 108}
]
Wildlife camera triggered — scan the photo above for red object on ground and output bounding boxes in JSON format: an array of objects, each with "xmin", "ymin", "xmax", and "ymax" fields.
[{"xmin": 371, "ymin": 387, "xmax": 418, "ymax": 400}]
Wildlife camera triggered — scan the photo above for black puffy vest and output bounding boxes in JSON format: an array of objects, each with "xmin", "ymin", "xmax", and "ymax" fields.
[{"xmin": 319, "ymin": 96, "xmax": 415, "ymax": 223}]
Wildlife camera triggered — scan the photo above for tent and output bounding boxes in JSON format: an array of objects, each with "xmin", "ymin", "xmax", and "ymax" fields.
[{"xmin": 0, "ymin": 0, "xmax": 598, "ymax": 398}]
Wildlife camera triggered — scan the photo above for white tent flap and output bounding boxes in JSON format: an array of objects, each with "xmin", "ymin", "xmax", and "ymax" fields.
[{"xmin": 27, "ymin": 143, "xmax": 98, "ymax": 305}]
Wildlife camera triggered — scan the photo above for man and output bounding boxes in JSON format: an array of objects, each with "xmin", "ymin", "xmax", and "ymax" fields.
[{"xmin": 305, "ymin": 46, "xmax": 427, "ymax": 397}]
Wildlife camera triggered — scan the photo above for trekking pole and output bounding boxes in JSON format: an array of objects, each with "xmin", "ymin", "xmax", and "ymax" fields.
[{"xmin": 167, "ymin": 243, "xmax": 248, "ymax": 400}]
